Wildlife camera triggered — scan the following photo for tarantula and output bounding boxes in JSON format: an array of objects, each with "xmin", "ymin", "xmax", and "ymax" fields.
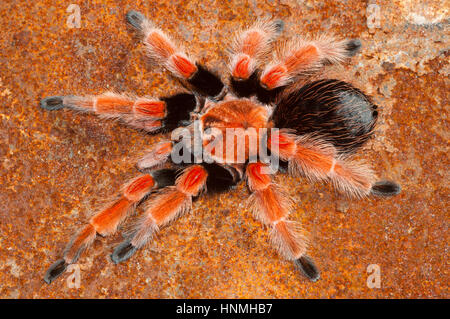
[{"xmin": 42, "ymin": 11, "xmax": 401, "ymax": 284}]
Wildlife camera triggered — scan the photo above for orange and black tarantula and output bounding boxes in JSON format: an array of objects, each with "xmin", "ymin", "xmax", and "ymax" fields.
[{"xmin": 42, "ymin": 11, "xmax": 401, "ymax": 284}]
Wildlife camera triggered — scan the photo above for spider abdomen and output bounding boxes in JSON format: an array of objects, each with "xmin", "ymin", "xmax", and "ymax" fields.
[{"xmin": 272, "ymin": 79, "xmax": 378, "ymax": 155}]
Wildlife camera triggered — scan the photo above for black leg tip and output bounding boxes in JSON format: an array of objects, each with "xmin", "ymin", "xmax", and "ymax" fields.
[
  {"xmin": 294, "ymin": 255, "xmax": 320, "ymax": 282},
  {"xmin": 126, "ymin": 10, "xmax": 145, "ymax": 31},
  {"xmin": 345, "ymin": 39, "xmax": 362, "ymax": 57},
  {"xmin": 274, "ymin": 20, "xmax": 285, "ymax": 35},
  {"xmin": 111, "ymin": 240, "xmax": 138, "ymax": 264},
  {"xmin": 40, "ymin": 96, "xmax": 65, "ymax": 110},
  {"xmin": 44, "ymin": 259, "xmax": 68, "ymax": 284},
  {"xmin": 371, "ymin": 180, "xmax": 401, "ymax": 197}
]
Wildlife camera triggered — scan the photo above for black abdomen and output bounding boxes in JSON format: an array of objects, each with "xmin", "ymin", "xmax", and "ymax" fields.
[{"xmin": 272, "ymin": 79, "xmax": 378, "ymax": 155}]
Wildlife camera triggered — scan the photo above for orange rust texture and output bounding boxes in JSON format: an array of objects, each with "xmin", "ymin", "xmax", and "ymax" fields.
[{"xmin": 0, "ymin": 0, "xmax": 448, "ymax": 298}]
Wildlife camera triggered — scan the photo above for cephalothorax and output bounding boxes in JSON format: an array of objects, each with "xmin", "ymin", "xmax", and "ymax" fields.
[{"xmin": 42, "ymin": 11, "xmax": 401, "ymax": 284}]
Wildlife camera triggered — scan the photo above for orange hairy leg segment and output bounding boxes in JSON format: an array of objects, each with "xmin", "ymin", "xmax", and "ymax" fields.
[
  {"xmin": 241, "ymin": 30, "xmax": 265, "ymax": 56},
  {"xmin": 90, "ymin": 198, "xmax": 133, "ymax": 236},
  {"xmin": 233, "ymin": 55, "xmax": 252, "ymax": 79},
  {"xmin": 284, "ymin": 45, "xmax": 319, "ymax": 72},
  {"xmin": 134, "ymin": 100, "xmax": 166, "ymax": 118},
  {"xmin": 64, "ymin": 224, "xmax": 96, "ymax": 263},
  {"xmin": 96, "ymin": 95, "xmax": 134, "ymax": 113},
  {"xmin": 176, "ymin": 165, "xmax": 208, "ymax": 196},
  {"xmin": 294, "ymin": 144, "xmax": 334, "ymax": 172},
  {"xmin": 254, "ymin": 186, "xmax": 287, "ymax": 222},
  {"xmin": 275, "ymin": 221, "xmax": 303, "ymax": 256},
  {"xmin": 145, "ymin": 31, "xmax": 176, "ymax": 59},
  {"xmin": 171, "ymin": 54, "xmax": 197, "ymax": 79},
  {"xmin": 246, "ymin": 162, "xmax": 271, "ymax": 191},
  {"xmin": 260, "ymin": 64, "xmax": 287, "ymax": 89},
  {"xmin": 123, "ymin": 174, "xmax": 155, "ymax": 201},
  {"xmin": 268, "ymin": 131, "xmax": 297, "ymax": 159},
  {"xmin": 148, "ymin": 190, "xmax": 189, "ymax": 224}
]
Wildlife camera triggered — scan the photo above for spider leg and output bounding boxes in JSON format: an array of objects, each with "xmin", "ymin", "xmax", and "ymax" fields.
[
  {"xmin": 117, "ymin": 162, "xmax": 242, "ymax": 263},
  {"xmin": 40, "ymin": 92, "xmax": 199, "ymax": 132},
  {"xmin": 260, "ymin": 36, "xmax": 361, "ymax": 89},
  {"xmin": 44, "ymin": 170, "xmax": 177, "ymax": 284},
  {"xmin": 126, "ymin": 10, "xmax": 226, "ymax": 100},
  {"xmin": 246, "ymin": 162, "xmax": 319, "ymax": 282},
  {"xmin": 111, "ymin": 164, "xmax": 208, "ymax": 263},
  {"xmin": 269, "ymin": 130, "xmax": 400, "ymax": 197},
  {"xmin": 250, "ymin": 37, "xmax": 361, "ymax": 104},
  {"xmin": 136, "ymin": 140, "xmax": 173, "ymax": 171},
  {"xmin": 228, "ymin": 18, "xmax": 284, "ymax": 98}
]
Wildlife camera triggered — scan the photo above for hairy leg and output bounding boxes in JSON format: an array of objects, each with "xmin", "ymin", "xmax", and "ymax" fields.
[
  {"xmin": 40, "ymin": 92, "xmax": 198, "ymax": 132},
  {"xmin": 260, "ymin": 36, "xmax": 361, "ymax": 90},
  {"xmin": 228, "ymin": 18, "xmax": 283, "ymax": 98},
  {"xmin": 44, "ymin": 170, "xmax": 177, "ymax": 284},
  {"xmin": 111, "ymin": 165, "xmax": 208, "ymax": 263},
  {"xmin": 269, "ymin": 130, "xmax": 400, "ymax": 197},
  {"xmin": 136, "ymin": 141, "xmax": 173, "ymax": 171},
  {"xmin": 255, "ymin": 37, "xmax": 361, "ymax": 104},
  {"xmin": 246, "ymin": 162, "xmax": 319, "ymax": 281},
  {"xmin": 126, "ymin": 10, "xmax": 226, "ymax": 100}
]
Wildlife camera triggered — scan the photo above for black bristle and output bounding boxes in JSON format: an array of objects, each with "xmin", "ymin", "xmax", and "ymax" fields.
[
  {"xmin": 126, "ymin": 10, "xmax": 145, "ymax": 32},
  {"xmin": 187, "ymin": 64, "xmax": 225, "ymax": 99},
  {"xmin": 371, "ymin": 180, "xmax": 401, "ymax": 197},
  {"xmin": 278, "ymin": 160, "xmax": 289, "ymax": 173},
  {"xmin": 40, "ymin": 96, "xmax": 65, "ymax": 110},
  {"xmin": 256, "ymin": 83, "xmax": 286, "ymax": 105},
  {"xmin": 273, "ymin": 19, "xmax": 285, "ymax": 35},
  {"xmin": 44, "ymin": 259, "xmax": 68, "ymax": 284},
  {"xmin": 230, "ymin": 71, "xmax": 259, "ymax": 98},
  {"xmin": 151, "ymin": 169, "xmax": 178, "ymax": 188},
  {"xmin": 345, "ymin": 39, "xmax": 362, "ymax": 57},
  {"xmin": 272, "ymin": 79, "xmax": 378, "ymax": 155},
  {"xmin": 111, "ymin": 240, "xmax": 138, "ymax": 264},
  {"xmin": 294, "ymin": 255, "xmax": 320, "ymax": 282},
  {"xmin": 201, "ymin": 163, "xmax": 241, "ymax": 194},
  {"xmin": 162, "ymin": 93, "xmax": 197, "ymax": 131}
]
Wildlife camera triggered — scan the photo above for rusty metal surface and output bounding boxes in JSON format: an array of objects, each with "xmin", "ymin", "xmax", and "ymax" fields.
[{"xmin": 0, "ymin": 0, "xmax": 448, "ymax": 298}]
